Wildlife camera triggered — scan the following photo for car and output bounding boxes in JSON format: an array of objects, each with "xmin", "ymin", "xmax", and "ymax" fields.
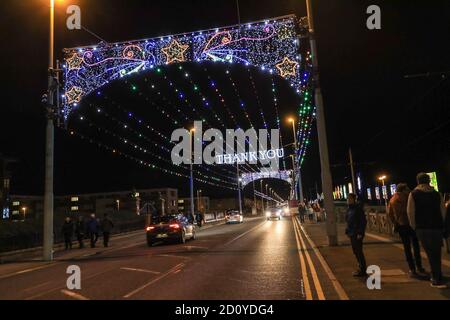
[
  {"xmin": 281, "ymin": 207, "xmax": 291, "ymax": 217},
  {"xmin": 266, "ymin": 208, "xmax": 282, "ymax": 220},
  {"xmin": 225, "ymin": 210, "xmax": 244, "ymax": 224},
  {"xmin": 146, "ymin": 214, "xmax": 196, "ymax": 246}
]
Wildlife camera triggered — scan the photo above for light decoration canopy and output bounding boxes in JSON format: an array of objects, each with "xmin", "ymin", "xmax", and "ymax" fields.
[{"xmin": 275, "ymin": 56, "xmax": 298, "ymax": 78}]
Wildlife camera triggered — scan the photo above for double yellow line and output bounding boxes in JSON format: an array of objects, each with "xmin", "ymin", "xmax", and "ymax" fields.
[
  {"xmin": 292, "ymin": 217, "xmax": 325, "ymax": 300},
  {"xmin": 292, "ymin": 217, "xmax": 349, "ymax": 300}
]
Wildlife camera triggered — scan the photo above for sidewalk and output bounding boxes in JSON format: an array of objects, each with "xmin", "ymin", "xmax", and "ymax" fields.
[{"xmin": 302, "ymin": 221, "xmax": 450, "ymax": 299}]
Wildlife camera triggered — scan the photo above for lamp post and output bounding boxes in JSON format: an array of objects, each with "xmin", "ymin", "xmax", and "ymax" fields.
[
  {"xmin": 43, "ymin": 0, "xmax": 58, "ymax": 261},
  {"xmin": 189, "ymin": 128, "xmax": 195, "ymax": 219},
  {"xmin": 306, "ymin": 0, "xmax": 337, "ymax": 246},
  {"xmin": 260, "ymin": 180, "xmax": 264, "ymax": 213},
  {"xmin": 197, "ymin": 189, "xmax": 202, "ymax": 213},
  {"xmin": 378, "ymin": 175, "xmax": 388, "ymax": 212},
  {"xmin": 288, "ymin": 118, "xmax": 304, "ymax": 203}
]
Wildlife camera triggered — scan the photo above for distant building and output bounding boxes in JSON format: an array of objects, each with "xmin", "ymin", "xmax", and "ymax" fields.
[
  {"xmin": 0, "ymin": 155, "xmax": 16, "ymax": 220},
  {"xmin": 178, "ymin": 196, "xmax": 210, "ymax": 214},
  {"xmin": 7, "ymin": 188, "xmax": 178, "ymax": 221}
]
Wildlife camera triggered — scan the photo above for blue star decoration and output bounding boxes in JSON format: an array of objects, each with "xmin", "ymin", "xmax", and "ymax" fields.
[
  {"xmin": 161, "ymin": 39, "xmax": 189, "ymax": 64},
  {"xmin": 275, "ymin": 56, "xmax": 298, "ymax": 78}
]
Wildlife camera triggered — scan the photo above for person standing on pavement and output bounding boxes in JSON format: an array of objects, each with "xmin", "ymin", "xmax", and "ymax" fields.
[
  {"xmin": 75, "ymin": 215, "xmax": 86, "ymax": 249},
  {"xmin": 345, "ymin": 193, "xmax": 367, "ymax": 277},
  {"xmin": 87, "ymin": 213, "xmax": 100, "ymax": 248},
  {"xmin": 407, "ymin": 172, "xmax": 447, "ymax": 288},
  {"xmin": 101, "ymin": 213, "xmax": 114, "ymax": 247},
  {"xmin": 61, "ymin": 217, "xmax": 74, "ymax": 250},
  {"xmin": 298, "ymin": 203, "xmax": 306, "ymax": 223},
  {"xmin": 388, "ymin": 183, "xmax": 425, "ymax": 277}
]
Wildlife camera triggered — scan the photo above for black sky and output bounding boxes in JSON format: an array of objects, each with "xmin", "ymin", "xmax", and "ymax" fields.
[{"xmin": 1, "ymin": 0, "xmax": 449, "ymax": 198}]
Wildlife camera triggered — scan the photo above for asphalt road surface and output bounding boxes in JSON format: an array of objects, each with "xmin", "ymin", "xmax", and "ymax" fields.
[{"xmin": 0, "ymin": 216, "xmax": 345, "ymax": 300}]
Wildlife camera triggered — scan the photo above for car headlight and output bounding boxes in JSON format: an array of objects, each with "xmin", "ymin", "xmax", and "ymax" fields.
[
  {"xmin": 284, "ymin": 208, "xmax": 289, "ymax": 213},
  {"xmin": 265, "ymin": 211, "xmax": 270, "ymax": 217},
  {"xmin": 277, "ymin": 210, "xmax": 281, "ymax": 215}
]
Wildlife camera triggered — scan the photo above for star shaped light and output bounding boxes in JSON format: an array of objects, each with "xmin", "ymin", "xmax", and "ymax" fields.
[
  {"xmin": 66, "ymin": 53, "xmax": 84, "ymax": 71},
  {"xmin": 161, "ymin": 39, "xmax": 189, "ymax": 64},
  {"xmin": 65, "ymin": 86, "xmax": 83, "ymax": 104},
  {"xmin": 275, "ymin": 56, "xmax": 298, "ymax": 78}
]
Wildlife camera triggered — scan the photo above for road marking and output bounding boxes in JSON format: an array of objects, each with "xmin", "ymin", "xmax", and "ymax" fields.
[
  {"xmin": 297, "ymin": 219, "xmax": 349, "ymax": 300},
  {"xmin": 292, "ymin": 218, "xmax": 313, "ymax": 300},
  {"xmin": 61, "ymin": 289, "xmax": 89, "ymax": 300},
  {"xmin": 366, "ymin": 232, "xmax": 450, "ymax": 268},
  {"xmin": 183, "ymin": 245, "xmax": 208, "ymax": 250},
  {"xmin": 123, "ymin": 263, "xmax": 185, "ymax": 298},
  {"xmin": 293, "ymin": 218, "xmax": 325, "ymax": 300},
  {"xmin": 120, "ymin": 267, "xmax": 161, "ymax": 274},
  {"xmin": 0, "ymin": 262, "xmax": 62, "ymax": 280},
  {"xmin": 223, "ymin": 220, "xmax": 266, "ymax": 246}
]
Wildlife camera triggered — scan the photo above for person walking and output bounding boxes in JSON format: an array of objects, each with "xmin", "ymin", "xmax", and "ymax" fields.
[
  {"xmin": 388, "ymin": 183, "xmax": 425, "ymax": 277},
  {"xmin": 345, "ymin": 193, "xmax": 367, "ymax": 277},
  {"xmin": 87, "ymin": 213, "xmax": 99, "ymax": 248},
  {"xmin": 75, "ymin": 216, "xmax": 86, "ymax": 249},
  {"xmin": 61, "ymin": 217, "xmax": 74, "ymax": 250},
  {"xmin": 101, "ymin": 213, "xmax": 114, "ymax": 247},
  {"xmin": 407, "ymin": 172, "xmax": 447, "ymax": 288},
  {"xmin": 298, "ymin": 203, "xmax": 306, "ymax": 223}
]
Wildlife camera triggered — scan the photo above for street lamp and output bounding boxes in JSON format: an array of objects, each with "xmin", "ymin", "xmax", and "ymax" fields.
[
  {"xmin": 189, "ymin": 128, "xmax": 195, "ymax": 219},
  {"xmin": 22, "ymin": 207, "xmax": 27, "ymax": 221},
  {"xmin": 378, "ymin": 175, "xmax": 388, "ymax": 211}
]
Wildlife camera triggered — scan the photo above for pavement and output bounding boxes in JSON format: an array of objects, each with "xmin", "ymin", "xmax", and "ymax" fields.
[
  {"xmin": 302, "ymin": 221, "xmax": 450, "ymax": 300},
  {"xmin": 1, "ymin": 215, "xmax": 448, "ymax": 300}
]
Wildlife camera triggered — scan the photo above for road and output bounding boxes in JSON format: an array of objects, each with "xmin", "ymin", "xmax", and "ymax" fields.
[{"xmin": 0, "ymin": 216, "xmax": 345, "ymax": 300}]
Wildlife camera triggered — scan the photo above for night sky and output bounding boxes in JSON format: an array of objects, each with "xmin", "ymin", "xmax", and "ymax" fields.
[{"xmin": 1, "ymin": 0, "xmax": 449, "ymax": 199}]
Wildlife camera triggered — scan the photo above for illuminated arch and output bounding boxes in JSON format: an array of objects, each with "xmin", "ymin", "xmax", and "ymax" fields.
[{"xmin": 62, "ymin": 14, "xmax": 313, "ymax": 162}]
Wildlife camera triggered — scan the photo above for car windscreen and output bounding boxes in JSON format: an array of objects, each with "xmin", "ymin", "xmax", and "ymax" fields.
[{"xmin": 151, "ymin": 216, "xmax": 177, "ymax": 224}]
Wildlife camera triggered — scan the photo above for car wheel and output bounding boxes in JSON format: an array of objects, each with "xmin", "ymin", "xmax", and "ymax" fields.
[
  {"xmin": 179, "ymin": 231, "xmax": 186, "ymax": 244},
  {"xmin": 191, "ymin": 230, "xmax": 196, "ymax": 240},
  {"xmin": 147, "ymin": 239, "xmax": 153, "ymax": 247}
]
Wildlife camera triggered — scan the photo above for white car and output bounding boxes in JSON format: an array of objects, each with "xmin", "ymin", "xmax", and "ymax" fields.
[
  {"xmin": 225, "ymin": 210, "xmax": 244, "ymax": 224},
  {"xmin": 266, "ymin": 208, "xmax": 282, "ymax": 220}
]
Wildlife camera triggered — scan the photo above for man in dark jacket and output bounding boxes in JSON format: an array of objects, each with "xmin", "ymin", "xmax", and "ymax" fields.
[
  {"xmin": 345, "ymin": 193, "xmax": 367, "ymax": 277},
  {"xmin": 100, "ymin": 213, "xmax": 114, "ymax": 247},
  {"xmin": 87, "ymin": 213, "xmax": 99, "ymax": 248},
  {"xmin": 61, "ymin": 217, "xmax": 74, "ymax": 250},
  {"xmin": 407, "ymin": 173, "xmax": 447, "ymax": 288},
  {"xmin": 388, "ymin": 183, "xmax": 425, "ymax": 277},
  {"xmin": 75, "ymin": 216, "xmax": 86, "ymax": 249}
]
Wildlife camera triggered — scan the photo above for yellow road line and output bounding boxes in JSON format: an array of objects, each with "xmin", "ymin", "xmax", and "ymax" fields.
[
  {"xmin": 293, "ymin": 218, "xmax": 325, "ymax": 300},
  {"xmin": 298, "ymin": 220, "xmax": 349, "ymax": 300},
  {"xmin": 61, "ymin": 289, "xmax": 89, "ymax": 300},
  {"xmin": 292, "ymin": 218, "xmax": 313, "ymax": 300}
]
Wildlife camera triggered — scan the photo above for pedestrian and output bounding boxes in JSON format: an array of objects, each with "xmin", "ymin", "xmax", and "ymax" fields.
[
  {"xmin": 298, "ymin": 203, "xmax": 306, "ymax": 223},
  {"xmin": 407, "ymin": 172, "xmax": 447, "ymax": 288},
  {"xmin": 388, "ymin": 183, "xmax": 425, "ymax": 277},
  {"xmin": 101, "ymin": 213, "xmax": 114, "ymax": 247},
  {"xmin": 87, "ymin": 213, "xmax": 99, "ymax": 248},
  {"xmin": 61, "ymin": 217, "xmax": 74, "ymax": 250},
  {"xmin": 75, "ymin": 215, "xmax": 86, "ymax": 249},
  {"xmin": 345, "ymin": 193, "xmax": 367, "ymax": 277}
]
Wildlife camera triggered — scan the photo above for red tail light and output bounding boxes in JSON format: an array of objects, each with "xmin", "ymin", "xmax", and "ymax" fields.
[
  {"xmin": 169, "ymin": 223, "xmax": 180, "ymax": 229},
  {"xmin": 146, "ymin": 226, "xmax": 155, "ymax": 231}
]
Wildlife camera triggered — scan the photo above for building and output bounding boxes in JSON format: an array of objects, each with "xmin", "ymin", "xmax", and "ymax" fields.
[
  {"xmin": 6, "ymin": 188, "xmax": 178, "ymax": 221},
  {"xmin": 0, "ymin": 155, "xmax": 16, "ymax": 220},
  {"xmin": 178, "ymin": 196, "xmax": 210, "ymax": 214}
]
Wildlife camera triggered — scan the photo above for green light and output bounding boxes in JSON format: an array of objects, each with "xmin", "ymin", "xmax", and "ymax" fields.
[
  {"xmin": 194, "ymin": 86, "xmax": 198, "ymax": 91},
  {"xmin": 156, "ymin": 68, "xmax": 161, "ymax": 73},
  {"xmin": 131, "ymin": 85, "xmax": 137, "ymax": 91}
]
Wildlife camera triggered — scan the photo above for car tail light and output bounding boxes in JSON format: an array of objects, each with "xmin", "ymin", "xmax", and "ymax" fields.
[
  {"xmin": 169, "ymin": 223, "xmax": 180, "ymax": 229},
  {"xmin": 146, "ymin": 226, "xmax": 155, "ymax": 231}
]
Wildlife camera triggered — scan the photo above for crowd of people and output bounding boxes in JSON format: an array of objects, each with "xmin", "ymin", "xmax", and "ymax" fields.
[
  {"xmin": 298, "ymin": 201, "xmax": 324, "ymax": 223},
  {"xmin": 61, "ymin": 213, "xmax": 114, "ymax": 250},
  {"xmin": 344, "ymin": 172, "xmax": 450, "ymax": 289}
]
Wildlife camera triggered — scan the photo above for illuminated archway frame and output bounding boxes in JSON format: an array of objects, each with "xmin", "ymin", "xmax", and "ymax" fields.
[
  {"xmin": 240, "ymin": 170, "xmax": 293, "ymax": 188},
  {"xmin": 63, "ymin": 14, "xmax": 314, "ymax": 163}
]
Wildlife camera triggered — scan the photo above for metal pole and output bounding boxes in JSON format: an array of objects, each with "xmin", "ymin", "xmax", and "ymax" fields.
[
  {"xmin": 237, "ymin": 163, "xmax": 243, "ymax": 214},
  {"xmin": 349, "ymin": 147, "xmax": 356, "ymax": 194},
  {"xmin": 43, "ymin": 0, "xmax": 55, "ymax": 261},
  {"xmin": 260, "ymin": 180, "xmax": 264, "ymax": 213},
  {"xmin": 189, "ymin": 131, "xmax": 195, "ymax": 218},
  {"xmin": 306, "ymin": 0, "xmax": 337, "ymax": 246},
  {"xmin": 290, "ymin": 155, "xmax": 297, "ymax": 200},
  {"xmin": 252, "ymin": 176, "xmax": 256, "ymax": 214}
]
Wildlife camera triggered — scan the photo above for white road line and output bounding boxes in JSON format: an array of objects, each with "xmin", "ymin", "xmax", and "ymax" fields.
[
  {"xmin": 298, "ymin": 219, "xmax": 349, "ymax": 300},
  {"xmin": 223, "ymin": 221, "xmax": 266, "ymax": 246},
  {"xmin": 0, "ymin": 262, "xmax": 62, "ymax": 280},
  {"xmin": 292, "ymin": 218, "xmax": 313, "ymax": 300},
  {"xmin": 366, "ymin": 232, "xmax": 450, "ymax": 268},
  {"xmin": 293, "ymin": 218, "xmax": 325, "ymax": 300},
  {"xmin": 61, "ymin": 289, "xmax": 89, "ymax": 300},
  {"xmin": 123, "ymin": 263, "xmax": 185, "ymax": 298},
  {"xmin": 120, "ymin": 267, "xmax": 160, "ymax": 274}
]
